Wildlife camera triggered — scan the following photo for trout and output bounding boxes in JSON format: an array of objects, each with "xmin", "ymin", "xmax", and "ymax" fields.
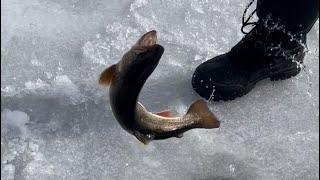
[{"xmin": 99, "ymin": 30, "xmax": 220, "ymax": 144}]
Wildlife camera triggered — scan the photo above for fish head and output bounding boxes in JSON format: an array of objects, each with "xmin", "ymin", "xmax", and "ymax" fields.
[
  {"xmin": 132, "ymin": 30, "xmax": 164, "ymax": 59},
  {"xmin": 117, "ymin": 30, "xmax": 164, "ymax": 75}
]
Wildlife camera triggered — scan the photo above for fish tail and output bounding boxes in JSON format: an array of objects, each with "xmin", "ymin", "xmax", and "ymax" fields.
[{"xmin": 186, "ymin": 99, "xmax": 220, "ymax": 128}]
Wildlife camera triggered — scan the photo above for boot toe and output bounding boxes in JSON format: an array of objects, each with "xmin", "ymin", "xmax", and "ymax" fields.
[{"xmin": 192, "ymin": 54, "xmax": 252, "ymax": 101}]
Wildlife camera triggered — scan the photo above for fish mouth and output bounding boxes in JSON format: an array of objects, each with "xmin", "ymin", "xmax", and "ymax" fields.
[{"xmin": 134, "ymin": 30, "xmax": 157, "ymax": 48}]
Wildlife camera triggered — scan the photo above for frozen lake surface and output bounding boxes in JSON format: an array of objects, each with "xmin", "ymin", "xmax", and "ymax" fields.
[{"xmin": 1, "ymin": 0, "xmax": 319, "ymax": 179}]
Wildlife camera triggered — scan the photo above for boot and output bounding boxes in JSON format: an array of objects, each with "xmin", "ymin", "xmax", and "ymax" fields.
[{"xmin": 191, "ymin": 17, "xmax": 307, "ymax": 101}]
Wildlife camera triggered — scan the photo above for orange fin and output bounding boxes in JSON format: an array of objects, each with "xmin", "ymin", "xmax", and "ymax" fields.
[
  {"xmin": 186, "ymin": 99, "xmax": 220, "ymax": 128},
  {"xmin": 98, "ymin": 64, "xmax": 116, "ymax": 86},
  {"xmin": 155, "ymin": 110, "xmax": 173, "ymax": 117}
]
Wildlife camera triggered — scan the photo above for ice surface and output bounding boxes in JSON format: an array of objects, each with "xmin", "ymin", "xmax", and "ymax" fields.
[{"xmin": 1, "ymin": 0, "xmax": 319, "ymax": 179}]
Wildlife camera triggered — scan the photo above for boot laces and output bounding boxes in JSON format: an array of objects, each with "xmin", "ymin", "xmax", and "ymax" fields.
[{"xmin": 241, "ymin": 0, "xmax": 257, "ymax": 34}]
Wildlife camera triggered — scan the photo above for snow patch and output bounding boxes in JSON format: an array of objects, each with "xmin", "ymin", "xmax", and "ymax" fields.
[{"xmin": 1, "ymin": 109, "xmax": 30, "ymax": 139}]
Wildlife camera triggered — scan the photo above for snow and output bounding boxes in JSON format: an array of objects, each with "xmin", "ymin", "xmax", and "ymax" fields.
[
  {"xmin": 1, "ymin": 0, "xmax": 319, "ymax": 179},
  {"xmin": 1, "ymin": 110, "xmax": 30, "ymax": 139}
]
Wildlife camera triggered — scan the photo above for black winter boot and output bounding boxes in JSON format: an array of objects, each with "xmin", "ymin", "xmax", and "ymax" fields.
[{"xmin": 192, "ymin": 16, "xmax": 307, "ymax": 101}]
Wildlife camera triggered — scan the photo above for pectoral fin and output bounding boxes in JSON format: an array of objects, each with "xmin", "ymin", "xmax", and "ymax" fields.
[
  {"xmin": 133, "ymin": 131, "xmax": 154, "ymax": 145},
  {"xmin": 138, "ymin": 102, "xmax": 146, "ymax": 109},
  {"xmin": 98, "ymin": 64, "xmax": 116, "ymax": 86},
  {"xmin": 176, "ymin": 133, "xmax": 183, "ymax": 138}
]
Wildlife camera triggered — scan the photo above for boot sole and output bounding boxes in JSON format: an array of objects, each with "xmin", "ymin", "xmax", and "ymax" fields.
[{"xmin": 198, "ymin": 68, "xmax": 301, "ymax": 101}]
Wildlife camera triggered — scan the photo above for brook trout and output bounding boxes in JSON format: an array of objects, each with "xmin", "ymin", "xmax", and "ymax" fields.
[{"xmin": 99, "ymin": 30, "xmax": 220, "ymax": 144}]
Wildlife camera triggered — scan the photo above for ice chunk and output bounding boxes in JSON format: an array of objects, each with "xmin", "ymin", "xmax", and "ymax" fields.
[
  {"xmin": 2, "ymin": 164, "xmax": 15, "ymax": 180},
  {"xmin": 1, "ymin": 109, "xmax": 30, "ymax": 139},
  {"xmin": 25, "ymin": 79, "xmax": 50, "ymax": 90},
  {"xmin": 1, "ymin": 86, "xmax": 17, "ymax": 97},
  {"xmin": 194, "ymin": 54, "xmax": 203, "ymax": 61}
]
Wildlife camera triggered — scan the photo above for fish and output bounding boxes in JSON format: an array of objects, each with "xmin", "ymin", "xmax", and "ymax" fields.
[{"xmin": 99, "ymin": 30, "xmax": 220, "ymax": 144}]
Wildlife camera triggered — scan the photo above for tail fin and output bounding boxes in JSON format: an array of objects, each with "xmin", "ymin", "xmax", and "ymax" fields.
[{"xmin": 186, "ymin": 99, "xmax": 220, "ymax": 128}]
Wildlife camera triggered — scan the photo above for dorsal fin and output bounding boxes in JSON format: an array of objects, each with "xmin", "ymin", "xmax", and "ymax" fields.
[{"xmin": 98, "ymin": 64, "xmax": 116, "ymax": 86}]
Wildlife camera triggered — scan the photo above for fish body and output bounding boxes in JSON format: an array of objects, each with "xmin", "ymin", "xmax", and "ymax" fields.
[{"xmin": 99, "ymin": 31, "xmax": 220, "ymax": 144}]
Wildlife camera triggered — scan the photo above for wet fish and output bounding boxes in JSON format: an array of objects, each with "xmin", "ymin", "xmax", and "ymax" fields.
[{"xmin": 99, "ymin": 30, "xmax": 220, "ymax": 144}]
